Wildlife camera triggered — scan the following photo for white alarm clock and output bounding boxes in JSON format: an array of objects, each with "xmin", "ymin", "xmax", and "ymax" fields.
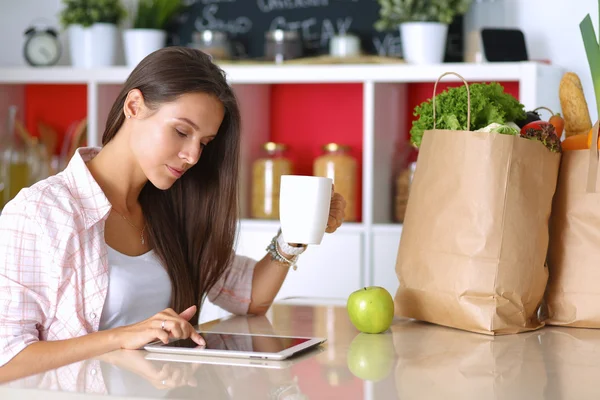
[{"xmin": 23, "ymin": 24, "xmax": 61, "ymax": 67}]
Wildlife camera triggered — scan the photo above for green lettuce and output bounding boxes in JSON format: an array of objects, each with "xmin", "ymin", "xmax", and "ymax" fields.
[
  {"xmin": 476, "ymin": 123, "xmax": 519, "ymax": 135},
  {"xmin": 410, "ymin": 82, "xmax": 527, "ymax": 147}
]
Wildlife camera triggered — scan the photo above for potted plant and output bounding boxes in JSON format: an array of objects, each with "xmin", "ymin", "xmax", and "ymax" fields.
[
  {"xmin": 375, "ymin": 0, "xmax": 473, "ymax": 64},
  {"xmin": 59, "ymin": 0, "xmax": 127, "ymax": 68},
  {"xmin": 123, "ymin": 0, "xmax": 183, "ymax": 67}
]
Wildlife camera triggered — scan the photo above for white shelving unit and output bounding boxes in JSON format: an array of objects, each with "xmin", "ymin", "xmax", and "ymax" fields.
[{"xmin": 0, "ymin": 62, "xmax": 565, "ymax": 322}]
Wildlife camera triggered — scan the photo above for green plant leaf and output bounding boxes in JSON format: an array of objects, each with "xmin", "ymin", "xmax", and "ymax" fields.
[
  {"xmin": 375, "ymin": 0, "xmax": 473, "ymax": 29},
  {"xmin": 133, "ymin": 0, "xmax": 182, "ymax": 30},
  {"xmin": 581, "ymin": 12, "xmax": 600, "ymax": 121},
  {"xmin": 59, "ymin": 0, "xmax": 126, "ymax": 28}
]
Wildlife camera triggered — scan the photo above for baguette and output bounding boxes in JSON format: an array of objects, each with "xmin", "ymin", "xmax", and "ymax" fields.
[{"xmin": 559, "ymin": 72, "xmax": 593, "ymax": 137}]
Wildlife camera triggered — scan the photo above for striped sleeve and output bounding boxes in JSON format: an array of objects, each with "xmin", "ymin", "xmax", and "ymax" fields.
[
  {"xmin": 0, "ymin": 199, "xmax": 54, "ymax": 367},
  {"xmin": 207, "ymin": 254, "xmax": 256, "ymax": 315}
]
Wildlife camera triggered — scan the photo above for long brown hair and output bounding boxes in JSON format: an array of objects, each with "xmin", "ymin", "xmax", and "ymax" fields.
[{"xmin": 102, "ymin": 47, "xmax": 241, "ymax": 322}]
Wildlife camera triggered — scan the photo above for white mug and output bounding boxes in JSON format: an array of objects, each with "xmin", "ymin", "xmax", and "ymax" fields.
[{"xmin": 279, "ymin": 175, "xmax": 333, "ymax": 245}]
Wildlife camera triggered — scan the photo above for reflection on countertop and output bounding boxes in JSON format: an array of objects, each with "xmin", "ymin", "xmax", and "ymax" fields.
[{"xmin": 4, "ymin": 300, "xmax": 600, "ymax": 399}]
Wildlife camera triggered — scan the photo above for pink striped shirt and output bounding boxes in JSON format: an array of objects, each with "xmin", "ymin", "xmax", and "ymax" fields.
[{"xmin": 0, "ymin": 147, "xmax": 256, "ymax": 367}]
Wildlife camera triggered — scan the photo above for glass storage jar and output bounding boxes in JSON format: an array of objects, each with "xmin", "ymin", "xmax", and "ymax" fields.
[
  {"xmin": 251, "ymin": 142, "xmax": 293, "ymax": 219},
  {"xmin": 313, "ymin": 143, "xmax": 357, "ymax": 222},
  {"xmin": 1, "ymin": 106, "xmax": 31, "ymax": 208},
  {"xmin": 190, "ymin": 30, "xmax": 232, "ymax": 61},
  {"xmin": 264, "ymin": 29, "xmax": 302, "ymax": 63},
  {"xmin": 392, "ymin": 143, "xmax": 418, "ymax": 223}
]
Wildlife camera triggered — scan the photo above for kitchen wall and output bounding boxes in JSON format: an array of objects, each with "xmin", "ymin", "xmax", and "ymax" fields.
[
  {"xmin": 508, "ymin": 0, "xmax": 599, "ymax": 121},
  {"xmin": 1, "ymin": 0, "xmax": 599, "ymax": 120}
]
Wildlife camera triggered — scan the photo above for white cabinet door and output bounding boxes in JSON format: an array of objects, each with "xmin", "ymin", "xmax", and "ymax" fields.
[
  {"xmin": 372, "ymin": 227, "xmax": 402, "ymax": 297},
  {"xmin": 274, "ymin": 230, "xmax": 363, "ymax": 301},
  {"xmin": 235, "ymin": 223, "xmax": 363, "ymax": 301}
]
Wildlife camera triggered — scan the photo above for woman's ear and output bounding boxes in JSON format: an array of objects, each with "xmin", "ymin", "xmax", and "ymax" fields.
[{"xmin": 123, "ymin": 89, "xmax": 145, "ymax": 119}]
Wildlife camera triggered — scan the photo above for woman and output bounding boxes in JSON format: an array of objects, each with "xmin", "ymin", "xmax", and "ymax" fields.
[{"xmin": 0, "ymin": 47, "xmax": 346, "ymax": 381}]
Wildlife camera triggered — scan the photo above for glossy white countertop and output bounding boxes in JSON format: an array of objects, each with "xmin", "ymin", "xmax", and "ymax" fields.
[{"xmin": 2, "ymin": 297, "xmax": 600, "ymax": 399}]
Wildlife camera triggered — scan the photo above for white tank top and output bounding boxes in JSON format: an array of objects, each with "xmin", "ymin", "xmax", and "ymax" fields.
[{"xmin": 99, "ymin": 246, "xmax": 172, "ymax": 331}]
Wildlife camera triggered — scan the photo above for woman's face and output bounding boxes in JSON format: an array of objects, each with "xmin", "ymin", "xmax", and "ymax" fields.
[{"xmin": 130, "ymin": 92, "xmax": 225, "ymax": 190}]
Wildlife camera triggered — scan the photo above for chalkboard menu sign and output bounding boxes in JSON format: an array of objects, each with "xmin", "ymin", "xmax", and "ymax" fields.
[{"xmin": 168, "ymin": 0, "xmax": 463, "ymax": 61}]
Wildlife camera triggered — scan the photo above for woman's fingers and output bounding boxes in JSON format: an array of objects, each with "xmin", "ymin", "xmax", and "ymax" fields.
[
  {"xmin": 179, "ymin": 305, "xmax": 197, "ymax": 321},
  {"xmin": 152, "ymin": 313, "xmax": 205, "ymax": 346},
  {"xmin": 327, "ymin": 215, "xmax": 338, "ymax": 228},
  {"xmin": 331, "ymin": 199, "xmax": 345, "ymax": 209},
  {"xmin": 191, "ymin": 331, "xmax": 206, "ymax": 346},
  {"xmin": 167, "ymin": 320, "xmax": 185, "ymax": 338},
  {"xmin": 150, "ymin": 328, "xmax": 170, "ymax": 344},
  {"xmin": 328, "ymin": 208, "xmax": 344, "ymax": 225}
]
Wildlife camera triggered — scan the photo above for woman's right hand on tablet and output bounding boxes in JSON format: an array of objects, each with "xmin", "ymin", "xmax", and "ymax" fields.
[{"xmin": 114, "ymin": 305, "xmax": 206, "ymax": 350}]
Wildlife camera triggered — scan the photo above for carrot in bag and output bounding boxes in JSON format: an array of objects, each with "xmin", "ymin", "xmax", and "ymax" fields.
[{"xmin": 562, "ymin": 132, "xmax": 590, "ymax": 150}]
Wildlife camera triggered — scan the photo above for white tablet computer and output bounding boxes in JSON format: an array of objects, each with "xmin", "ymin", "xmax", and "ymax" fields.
[
  {"xmin": 144, "ymin": 344, "xmax": 324, "ymax": 369},
  {"xmin": 143, "ymin": 331, "xmax": 326, "ymax": 361}
]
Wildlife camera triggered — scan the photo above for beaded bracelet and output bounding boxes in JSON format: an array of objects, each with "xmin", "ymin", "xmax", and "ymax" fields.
[{"xmin": 265, "ymin": 229, "xmax": 307, "ymax": 271}]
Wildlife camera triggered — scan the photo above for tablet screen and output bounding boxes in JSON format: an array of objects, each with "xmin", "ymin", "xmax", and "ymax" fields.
[{"xmin": 161, "ymin": 332, "xmax": 311, "ymax": 353}]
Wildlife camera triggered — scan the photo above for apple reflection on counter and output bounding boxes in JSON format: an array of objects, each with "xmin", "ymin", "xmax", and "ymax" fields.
[{"xmin": 271, "ymin": 302, "xmax": 398, "ymax": 399}]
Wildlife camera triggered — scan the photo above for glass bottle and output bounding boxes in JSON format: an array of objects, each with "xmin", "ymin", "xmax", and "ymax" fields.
[
  {"xmin": 313, "ymin": 143, "xmax": 357, "ymax": 222},
  {"xmin": 31, "ymin": 142, "xmax": 50, "ymax": 183},
  {"xmin": 1, "ymin": 106, "xmax": 31, "ymax": 208},
  {"xmin": 392, "ymin": 141, "xmax": 418, "ymax": 223},
  {"xmin": 251, "ymin": 142, "xmax": 293, "ymax": 219}
]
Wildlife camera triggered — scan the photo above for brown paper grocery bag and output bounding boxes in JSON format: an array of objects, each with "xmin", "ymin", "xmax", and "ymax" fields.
[
  {"xmin": 546, "ymin": 122, "xmax": 600, "ymax": 327},
  {"xmin": 394, "ymin": 72, "xmax": 561, "ymax": 335}
]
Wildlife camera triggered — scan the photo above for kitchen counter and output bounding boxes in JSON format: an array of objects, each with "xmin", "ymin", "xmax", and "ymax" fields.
[{"xmin": 1, "ymin": 297, "xmax": 600, "ymax": 399}]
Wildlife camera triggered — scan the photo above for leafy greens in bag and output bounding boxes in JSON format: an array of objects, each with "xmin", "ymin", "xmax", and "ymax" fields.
[
  {"xmin": 476, "ymin": 122, "xmax": 520, "ymax": 135},
  {"xmin": 410, "ymin": 82, "xmax": 527, "ymax": 147}
]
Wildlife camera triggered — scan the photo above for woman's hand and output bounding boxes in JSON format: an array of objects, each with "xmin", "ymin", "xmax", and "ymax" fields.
[
  {"xmin": 326, "ymin": 187, "xmax": 347, "ymax": 233},
  {"xmin": 113, "ymin": 305, "xmax": 205, "ymax": 350}
]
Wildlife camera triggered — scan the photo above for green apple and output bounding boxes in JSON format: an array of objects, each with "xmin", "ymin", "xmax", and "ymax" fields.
[
  {"xmin": 346, "ymin": 286, "xmax": 394, "ymax": 334},
  {"xmin": 347, "ymin": 332, "xmax": 395, "ymax": 381}
]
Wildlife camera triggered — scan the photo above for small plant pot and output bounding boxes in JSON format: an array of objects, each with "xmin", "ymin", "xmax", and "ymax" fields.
[
  {"xmin": 400, "ymin": 22, "xmax": 448, "ymax": 64},
  {"xmin": 123, "ymin": 29, "xmax": 167, "ymax": 67},
  {"xmin": 68, "ymin": 23, "xmax": 119, "ymax": 68}
]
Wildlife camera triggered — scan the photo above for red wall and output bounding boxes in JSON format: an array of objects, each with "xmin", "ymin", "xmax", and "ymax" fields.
[
  {"xmin": 24, "ymin": 84, "xmax": 87, "ymax": 154},
  {"xmin": 270, "ymin": 84, "xmax": 364, "ymax": 221}
]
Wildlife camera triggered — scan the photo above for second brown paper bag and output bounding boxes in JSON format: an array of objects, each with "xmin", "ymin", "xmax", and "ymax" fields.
[
  {"xmin": 546, "ymin": 122, "xmax": 600, "ymax": 327},
  {"xmin": 394, "ymin": 73, "xmax": 561, "ymax": 335}
]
